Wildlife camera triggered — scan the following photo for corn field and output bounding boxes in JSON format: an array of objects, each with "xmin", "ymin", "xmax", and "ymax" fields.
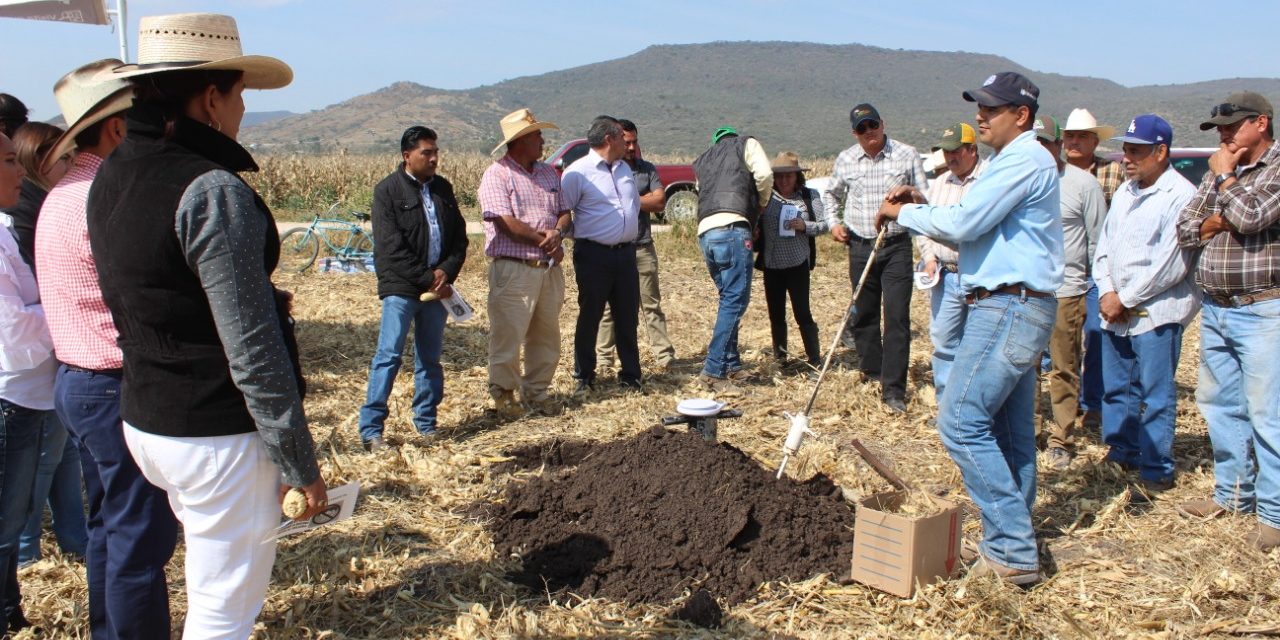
[{"xmin": 244, "ymin": 150, "xmax": 836, "ymax": 221}]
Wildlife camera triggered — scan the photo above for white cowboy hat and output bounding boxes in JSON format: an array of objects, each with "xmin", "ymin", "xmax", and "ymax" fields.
[
  {"xmin": 41, "ymin": 59, "xmax": 134, "ymax": 175},
  {"xmin": 1062, "ymin": 108, "xmax": 1117, "ymax": 140},
  {"xmin": 106, "ymin": 13, "xmax": 292, "ymax": 90},
  {"xmin": 492, "ymin": 108, "xmax": 558, "ymax": 155}
]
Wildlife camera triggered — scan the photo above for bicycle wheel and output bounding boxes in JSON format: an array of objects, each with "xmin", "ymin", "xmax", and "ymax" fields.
[
  {"xmin": 279, "ymin": 227, "xmax": 320, "ymax": 273},
  {"xmin": 352, "ymin": 230, "xmax": 374, "ymax": 256}
]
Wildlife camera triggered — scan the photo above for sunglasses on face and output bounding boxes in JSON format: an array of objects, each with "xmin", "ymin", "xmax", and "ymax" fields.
[
  {"xmin": 855, "ymin": 120, "xmax": 881, "ymax": 135},
  {"xmin": 1212, "ymin": 103, "xmax": 1260, "ymax": 118}
]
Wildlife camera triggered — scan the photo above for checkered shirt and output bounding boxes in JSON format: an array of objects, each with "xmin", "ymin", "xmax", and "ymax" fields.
[
  {"xmin": 479, "ymin": 155, "xmax": 565, "ymax": 260},
  {"xmin": 1176, "ymin": 141, "xmax": 1280, "ymax": 297},
  {"xmin": 1092, "ymin": 155, "xmax": 1126, "ymax": 206},
  {"xmin": 821, "ymin": 137, "xmax": 927, "ymax": 239},
  {"xmin": 33, "ymin": 152, "xmax": 123, "ymax": 370}
]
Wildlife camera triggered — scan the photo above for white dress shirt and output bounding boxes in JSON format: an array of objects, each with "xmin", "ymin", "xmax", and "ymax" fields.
[{"xmin": 0, "ymin": 214, "xmax": 56, "ymax": 409}]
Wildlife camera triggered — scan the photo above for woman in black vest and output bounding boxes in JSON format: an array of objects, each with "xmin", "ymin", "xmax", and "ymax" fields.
[
  {"xmin": 755, "ymin": 152, "xmax": 829, "ymax": 372},
  {"xmin": 84, "ymin": 14, "xmax": 327, "ymax": 638}
]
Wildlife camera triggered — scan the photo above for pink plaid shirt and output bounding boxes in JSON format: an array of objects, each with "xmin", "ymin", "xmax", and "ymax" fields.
[
  {"xmin": 34, "ymin": 152, "xmax": 123, "ymax": 370},
  {"xmin": 479, "ymin": 155, "xmax": 564, "ymax": 260}
]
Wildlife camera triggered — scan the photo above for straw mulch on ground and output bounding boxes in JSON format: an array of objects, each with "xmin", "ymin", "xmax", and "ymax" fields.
[{"xmin": 16, "ymin": 226, "xmax": 1280, "ymax": 639}]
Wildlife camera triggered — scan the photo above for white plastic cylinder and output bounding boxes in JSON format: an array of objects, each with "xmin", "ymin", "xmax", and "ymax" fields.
[{"xmin": 782, "ymin": 413, "xmax": 813, "ymax": 456}]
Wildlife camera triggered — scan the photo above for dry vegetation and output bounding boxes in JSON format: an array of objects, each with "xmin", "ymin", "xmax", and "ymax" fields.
[
  {"xmin": 16, "ymin": 196, "xmax": 1280, "ymax": 639},
  {"xmin": 244, "ymin": 152, "xmax": 835, "ymax": 222}
]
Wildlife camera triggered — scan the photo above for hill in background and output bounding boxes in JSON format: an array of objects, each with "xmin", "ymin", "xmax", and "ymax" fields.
[{"xmin": 243, "ymin": 41, "xmax": 1280, "ymax": 157}]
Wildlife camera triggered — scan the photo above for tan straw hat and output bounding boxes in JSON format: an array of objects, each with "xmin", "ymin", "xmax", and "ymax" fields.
[
  {"xmin": 107, "ymin": 13, "xmax": 292, "ymax": 90},
  {"xmin": 770, "ymin": 150, "xmax": 809, "ymax": 174},
  {"xmin": 1062, "ymin": 108, "xmax": 1117, "ymax": 140},
  {"xmin": 41, "ymin": 59, "xmax": 134, "ymax": 175},
  {"xmin": 492, "ymin": 108, "xmax": 558, "ymax": 154}
]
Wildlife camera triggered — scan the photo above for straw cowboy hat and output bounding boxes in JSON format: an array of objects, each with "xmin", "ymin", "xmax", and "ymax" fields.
[
  {"xmin": 492, "ymin": 108, "xmax": 558, "ymax": 154},
  {"xmin": 105, "ymin": 13, "xmax": 292, "ymax": 90},
  {"xmin": 40, "ymin": 58, "xmax": 134, "ymax": 175},
  {"xmin": 1062, "ymin": 108, "xmax": 1117, "ymax": 140},
  {"xmin": 770, "ymin": 151, "xmax": 809, "ymax": 174}
]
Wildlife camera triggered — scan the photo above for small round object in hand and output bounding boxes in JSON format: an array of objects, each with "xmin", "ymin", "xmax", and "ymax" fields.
[{"xmin": 282, "ymin": 487, "xmax": 309, "ymax": 519}]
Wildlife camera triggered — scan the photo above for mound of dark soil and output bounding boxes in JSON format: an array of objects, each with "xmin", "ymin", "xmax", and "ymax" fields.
[{"xmin": 482, "ymin": 427, "xmax": 856, "ymax": 606}]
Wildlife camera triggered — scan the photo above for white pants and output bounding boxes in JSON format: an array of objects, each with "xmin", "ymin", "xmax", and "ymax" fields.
[{"xmin": 123, "ymin": 423, "xmax": 280, "ymax": 640}]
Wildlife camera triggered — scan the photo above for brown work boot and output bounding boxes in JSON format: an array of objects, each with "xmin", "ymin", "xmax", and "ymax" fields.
[
  {"xmin": 970, "ymin": 554, "xmax": 1041, "ymax": 586},
  {"xmin": 1246, "ymin": 522, "xmax": 1280, "ymax": 552},
  {"xmin": 491, "ymin": 389, "xmax": 522, "ymax": 418},
  {"xmin": 1081, "ymin": 409, "xmax": 1101, "ymax": 432},
  {"xmin": 1176, "ymin": 498, "xmax": 1227, "ymax": 520},
  {"xmin": 698, "ymin": 372, "xmax": 743, "ymax": 397}
]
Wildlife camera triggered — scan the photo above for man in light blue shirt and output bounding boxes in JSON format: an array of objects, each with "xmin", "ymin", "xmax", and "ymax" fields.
[
  {"xmin": 878, "ymin": 71, "xmax": 1063, "ymax": 585},
  {"xmin": 561, "ymin": 115, "xmax": 642, "ymax": 393},
  {"xmin": 1093, "ymin": 114, "xmax": 1199, "ymax": 494}
]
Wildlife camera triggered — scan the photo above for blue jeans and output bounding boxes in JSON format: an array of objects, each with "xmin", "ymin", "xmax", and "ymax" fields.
[
  {"xmin": 18, "ymin": 413, "xmax": 87, "ymax": 564},
  {"xmin": 929, "ymin": 268, "xmax": 967, "ymax": 402},
  {"xmin": 698, "ymin": 224, "xmax": 752, "ymax": 378},
  {"xmin": 1100, "ymin": 324, "xmax": 1184, "ymax": 482},
  {"xmin": 1080, "ymin": 279, "xmax": 1103, "ymax": 412},
  {"xmin": 938, "ymin": 293, "xmax": 1056, "ymax": 571},
  {"xmin": 0, "ymin": 399, "xmax": 46, "ymax": 620},
  {"xmin": 1197, "ymin": 299, "xmax": 1280, "ymax": 529},
  {"xmin": 56, "ymin": 366, "xmax": 178, "ymax": 640},
  {"xmin": 359, "ymin": 295, "xmax": 448, "ymax": 441}
]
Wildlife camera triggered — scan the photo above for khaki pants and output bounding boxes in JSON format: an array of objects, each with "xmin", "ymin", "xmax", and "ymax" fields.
[
  {"xmin": 487, "ymin": 259, "xmax": 565, "ymax": 399},
  {"xmin": 596, "ymin": 242, "xmax": 675, "ymax": 366},
  {"xmin": 1038, "ymin": 293, "xmax": 1086, "ymax": 449}
]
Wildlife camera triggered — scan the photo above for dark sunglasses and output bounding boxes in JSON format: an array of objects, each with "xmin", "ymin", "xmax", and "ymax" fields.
[
  {"xmin": 855, "ymin": 120, "xmax": 881, "ymax": 134},
  {"xmin": 1211, "ymin": 103, "xmax": 1260, "ymax": 118}
]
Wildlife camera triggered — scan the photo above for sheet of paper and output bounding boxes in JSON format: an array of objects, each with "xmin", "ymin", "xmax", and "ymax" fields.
[
  {"xmin": 779, "ymin": 204, "xmax": 799, "ymax": 237},
  {"xmin": 263, "ymin": 481, "xmax": 361, "ymax": 543}
]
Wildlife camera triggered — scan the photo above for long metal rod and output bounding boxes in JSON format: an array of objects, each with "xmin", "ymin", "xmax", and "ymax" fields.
[
  {"xmin": 108, "ymin": 0, "xmax": 128, "ymax": 62},
  {"xmin": 801, "ymin": 227, "xmax": 887, "ymax": 416}
]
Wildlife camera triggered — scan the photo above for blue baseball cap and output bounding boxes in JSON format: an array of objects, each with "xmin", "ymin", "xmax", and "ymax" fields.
[
  {"xmin": 1111, "ymin": 114, "xmax": 1173, "ymax": 146},
  {"xmin": 963, "ymin": 72, "xmax": 1040, "ymax": 108}
]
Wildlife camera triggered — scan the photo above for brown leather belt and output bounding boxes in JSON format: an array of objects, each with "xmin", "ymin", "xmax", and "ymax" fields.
[
  {"xmin": 941, "ymin": 262, "xmax": 959, "ymax": 273},
  {"xmin": 493, "ymin": 256, "xmax": 552, "ymax": 268},
  {"xmin": 964, "ymin": 283, "xmax": 1051, "ymax": 305},
  {"xmin": 1205, "ymin": 286, "xmax": 1280, "ymax": 307}
]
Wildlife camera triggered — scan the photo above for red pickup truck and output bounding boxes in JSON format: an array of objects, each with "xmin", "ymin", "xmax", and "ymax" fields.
[{"xmin": 547, "ymin": 138, "xmax": 698, "ymax": 223}]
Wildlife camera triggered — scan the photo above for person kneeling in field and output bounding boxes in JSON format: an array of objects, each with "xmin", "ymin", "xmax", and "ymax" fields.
[{"xmin": 357, "ymin": 126, "xmax": 469, "ymax": 452}]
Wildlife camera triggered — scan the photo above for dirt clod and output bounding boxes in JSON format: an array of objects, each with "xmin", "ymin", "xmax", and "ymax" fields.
[
  {"xmin": 482, "ymin": 427, "xmax": 856, "ymax": 605},
  {"xmin": 673, "ymin": 589, "xmax": 723, "ymax": 628}
]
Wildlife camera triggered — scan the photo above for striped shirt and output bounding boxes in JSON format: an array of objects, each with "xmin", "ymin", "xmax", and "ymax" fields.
[
  {"xmin": 33, "ymin": 152, "xmax": 123, "ymax": 370},
  {"xmin": 821, "ymin": 137, "xmax": 926, "ymax": 239},
  {"xmin": 1094, "ymin": 166, "xmax": 1199, "ymax": 336},
  {"xmin": 916, "ymin": 158, "xmax": 987, "ymax": 266},
  {"xmin": 1176, "ymin": 141, "xmax": 1280, "ymax": 297},
  {"xmin": 479, "ymin": 155, "xmax": 565, "ymax": 260}
]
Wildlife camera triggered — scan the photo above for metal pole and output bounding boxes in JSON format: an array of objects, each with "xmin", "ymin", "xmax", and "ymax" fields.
[{"xmin": 107, "ymin": 0, "xmax": 128, "ymax": 62}]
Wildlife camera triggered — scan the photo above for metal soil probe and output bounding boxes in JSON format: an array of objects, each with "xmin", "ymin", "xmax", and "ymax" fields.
[{"xmin": 776, "ymin": 226, "xmax": 888, "ymax": 478}]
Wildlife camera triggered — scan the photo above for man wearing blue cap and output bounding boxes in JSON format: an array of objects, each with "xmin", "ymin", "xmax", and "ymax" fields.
[
  {"xmin": 692, "ymin": 126, "xmax": 772, "ymax": 395},
  {"xmin": 1092, "ymin": 115, "xmax": 1198, "ymax": 496},
  {"xmin": 877, "ymin": 71, "xmax": 1064, "ymax": 585}
]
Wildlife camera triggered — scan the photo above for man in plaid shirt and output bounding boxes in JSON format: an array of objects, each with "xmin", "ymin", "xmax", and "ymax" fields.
[
  {"xmin": 1175, "ymin": 91, "xmax": 1280, "ymax": 553},
  {"xmin": 478, "ymin": 109, "xmax": 571, "ymax": 416},
  {"xmin": 821, "ymin": 103, "xmax": 927, "ymax": 414}
]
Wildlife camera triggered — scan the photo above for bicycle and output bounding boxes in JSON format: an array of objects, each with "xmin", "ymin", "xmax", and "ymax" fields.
[{"xmin": 279, "ymin": 203, "xmax": 375, "ymax": 273}]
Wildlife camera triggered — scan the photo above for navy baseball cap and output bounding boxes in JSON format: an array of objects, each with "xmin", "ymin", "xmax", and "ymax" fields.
[
  {"xmin": 963, "ymin": 72, "xmax": 1040, "ymax": 108},
  {"xmin": 850, "ymin": 103, "xmax": 881, "ymax": 129},
  {"xmin": 1112, "ymin": 114, "xmax": 1173, "ymax": 147}
]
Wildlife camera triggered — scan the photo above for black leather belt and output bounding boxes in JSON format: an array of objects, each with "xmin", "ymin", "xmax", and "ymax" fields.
[
  {"xmin": 964, "ymin": 283, "xmax": 1051, "ymax": 305},
  {"xmin": 850, "ymin": 233, "xmax": 908, "ymax": 246},
  {"xmin": 493, "ymin": 256, "xmax": 552, "ymax": 268},
  {"xmin": 576, "ymin": 238, "xmax": 633, "ymax": 250},
  {"xmin": 63, "ymin": 364, "xmax": 122, "ymax": 375}
]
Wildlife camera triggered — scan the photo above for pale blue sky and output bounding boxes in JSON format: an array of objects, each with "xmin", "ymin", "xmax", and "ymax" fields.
[{"xmin": 1, "ymin": 0, "xmax": 1271, "ymax": 121}]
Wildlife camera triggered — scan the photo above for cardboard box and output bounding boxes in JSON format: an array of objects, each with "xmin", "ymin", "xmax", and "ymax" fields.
[{"xmin": 851, "ymin": 491, "xmax": 962, "ymax": 597}]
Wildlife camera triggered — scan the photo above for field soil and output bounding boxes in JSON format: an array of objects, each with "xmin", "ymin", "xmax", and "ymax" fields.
[{"xmin": 483, "ymin": 428, "xmax": 855, "ymax": 606}]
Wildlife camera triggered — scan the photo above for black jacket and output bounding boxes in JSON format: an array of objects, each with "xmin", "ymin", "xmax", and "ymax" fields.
[{"xmin": 371, "ymin": 164, "xmax": 469, "ymax": 299}]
